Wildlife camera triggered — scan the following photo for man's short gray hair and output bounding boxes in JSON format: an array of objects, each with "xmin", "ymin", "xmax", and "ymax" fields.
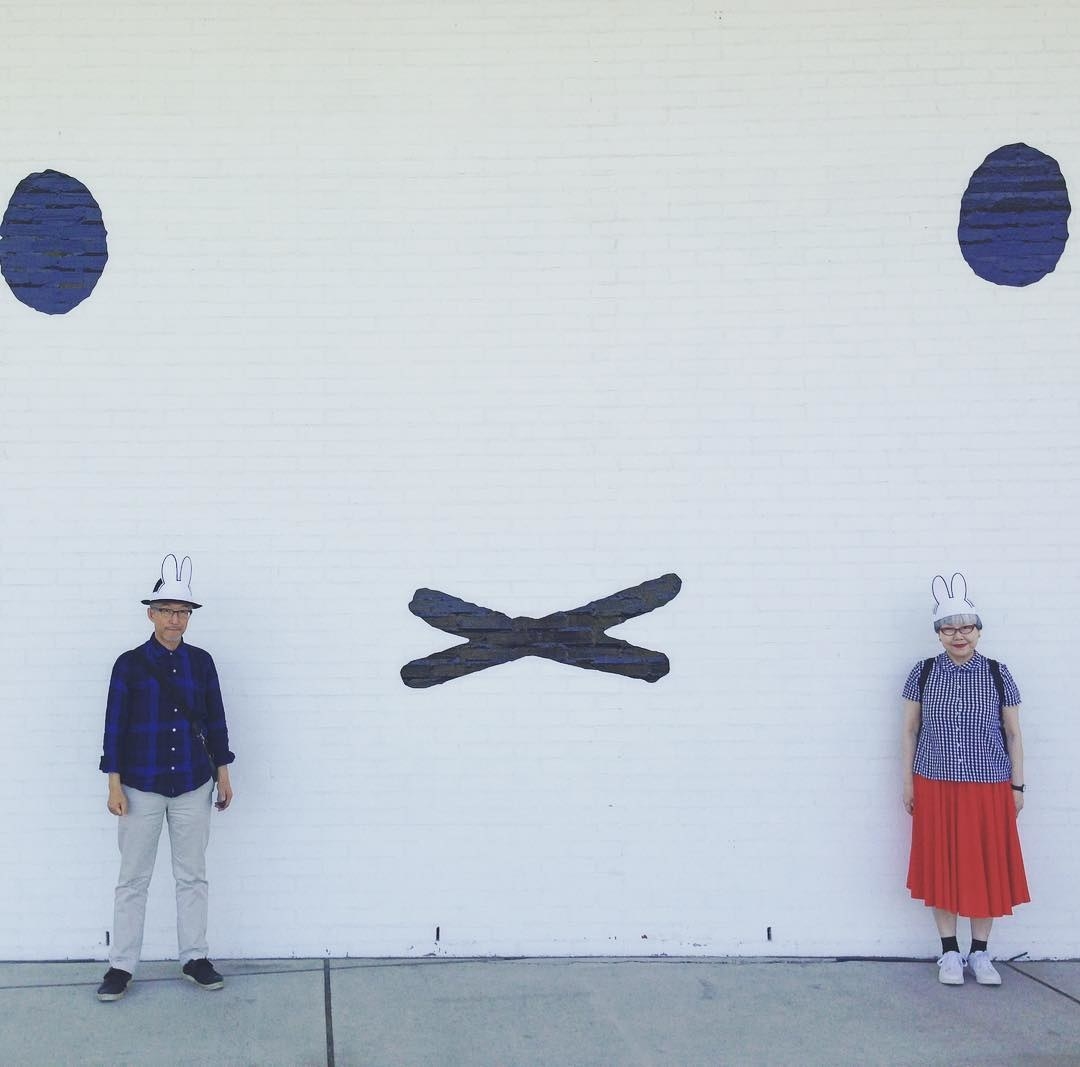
[{"xmin": 934, "ymin": 612, "xmax": 982, "ymax": 633}]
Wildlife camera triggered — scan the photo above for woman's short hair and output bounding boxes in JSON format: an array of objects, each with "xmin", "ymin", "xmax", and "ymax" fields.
[{"xmin": 934, "ymin": 612, "xmax": 982, "ymax": 633}]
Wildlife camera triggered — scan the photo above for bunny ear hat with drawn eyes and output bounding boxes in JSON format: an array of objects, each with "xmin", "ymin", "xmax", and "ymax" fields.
[
  {"xmin": 141, "ymin": 554, "xmax": 202, "ymax": 608},
  {"xmin": 930, "ymin": 572, "xmax": 979, "ymax": 628}
]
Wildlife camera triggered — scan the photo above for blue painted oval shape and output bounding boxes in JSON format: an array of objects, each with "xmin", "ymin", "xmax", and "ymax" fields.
[
  {"xmin": 958, "ymin": 144, "xmax": 1070, "ymax": 287},
  {"xmin": 0, "ymin": 169, "xmax": 108, "ymax": 314}
]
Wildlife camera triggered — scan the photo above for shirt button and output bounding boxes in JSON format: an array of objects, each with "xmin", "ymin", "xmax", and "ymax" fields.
[
  {"xmin": 172, "ymin": 727, "xmax": 177, "ymax": 733},
  {"xmin": 170, "ymin": 766, "xmax": 175, "ymax": 771}
]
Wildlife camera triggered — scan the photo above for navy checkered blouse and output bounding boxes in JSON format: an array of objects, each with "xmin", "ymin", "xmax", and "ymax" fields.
[{"xmin": 903, "ymin": 651, "xmax": 1021, "ymax": 783}]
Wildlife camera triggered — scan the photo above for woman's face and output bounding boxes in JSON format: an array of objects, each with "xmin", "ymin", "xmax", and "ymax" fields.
[{"xmin": 938, "ymin": 621, "xmax": 980, "ymax": 664}]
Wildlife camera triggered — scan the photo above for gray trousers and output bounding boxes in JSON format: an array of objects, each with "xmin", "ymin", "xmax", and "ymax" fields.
[{"xmin": 110, "ymin": 779, "xmax": 214, "ymax": 974}]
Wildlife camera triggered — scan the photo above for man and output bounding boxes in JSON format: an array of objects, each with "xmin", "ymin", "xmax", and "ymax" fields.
[{"xmin": 96, "ymin": 554, "xmax": 235, "ymax": 1002}]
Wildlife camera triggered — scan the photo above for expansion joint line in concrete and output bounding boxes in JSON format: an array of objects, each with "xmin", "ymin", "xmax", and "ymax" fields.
[
  {"xmin": 1003, "ymin": 962, "xmax": 1080, "ymax": 1007},
  {"xmin": 323, "ymin": 958, "xmax": 335, "ymax": 1067}
]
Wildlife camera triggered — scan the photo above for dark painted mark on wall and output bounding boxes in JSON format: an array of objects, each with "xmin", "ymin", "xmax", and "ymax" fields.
[
  {"xmin": 401, "ymin": 574, "xmax": 682, "ymax": 687},
  {"xmin": 0, "ymin": 170, "xmax": 108, "ymax": 313},
  {"xmin": 958, "ymin": 143, "xmax": 1070, "ymax": 286}
]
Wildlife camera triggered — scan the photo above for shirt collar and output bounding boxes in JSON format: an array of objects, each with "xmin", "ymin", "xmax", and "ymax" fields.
[
  {"xmin": 145, "ymin": 634, "xmax": 185, "ymax": 660},
  {"xmin": 938, "ymin": 649, "xmax": 983, "ymax": 672}
]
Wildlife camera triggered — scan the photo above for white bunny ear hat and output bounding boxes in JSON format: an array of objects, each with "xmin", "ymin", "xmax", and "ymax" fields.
[
  {"xmin": 931, "ymin": 572, "xmax": 978, "ymax": 626},
  {"xmin": 141, "ymin": 554, "xmax": 202, "ymax": 608}
]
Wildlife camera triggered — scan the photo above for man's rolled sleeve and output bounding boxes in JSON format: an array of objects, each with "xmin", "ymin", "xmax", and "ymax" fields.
[
  {"xmin": 203, "ymin": 658, "xmax": 235, "ymax": 769},
  {"xmin": 99, "ymin": 657, "xmax": 130, "ymax": 774}
]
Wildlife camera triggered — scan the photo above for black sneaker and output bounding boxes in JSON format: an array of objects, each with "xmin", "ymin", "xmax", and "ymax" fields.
[
  {"xmin": 182, "ymin": 957, "xmax": 224, "ymax": 990},
  {"xmin": 96, "ymin": 968, "xmax": 131, "ymax": 1001}
]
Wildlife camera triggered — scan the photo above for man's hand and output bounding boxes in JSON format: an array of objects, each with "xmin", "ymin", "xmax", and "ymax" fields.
[
  {"xmin": 107, "ymin": 774, "xmax": 127, "ymax": 817},
  {"xmin": 215, "ymin": 766, "xmax": 233, "ymax": 811}
]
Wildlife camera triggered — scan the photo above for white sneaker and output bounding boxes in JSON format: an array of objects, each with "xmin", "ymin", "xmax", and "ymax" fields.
[
  {"xmin": 937, "ymin": 950, "xmax": 965, "ymax": 985},
  {"xmin": 967, "ymin": 950, "xmax": 1002, "ymax": 986}
]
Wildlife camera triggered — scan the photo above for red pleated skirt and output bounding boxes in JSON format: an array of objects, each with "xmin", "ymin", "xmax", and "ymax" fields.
[{"xmin": 907, "ymin": 775, "xmax": 1030, "ymax": 917}]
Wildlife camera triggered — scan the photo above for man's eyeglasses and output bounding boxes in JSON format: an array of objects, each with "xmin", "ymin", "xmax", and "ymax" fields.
[
  {"xmin": 939, "ymin": 624, "xmax": 976, "ymax": 637},
  {"xmin": 152, "ymin": 607, "xmax": 193, "ymax": 620}
]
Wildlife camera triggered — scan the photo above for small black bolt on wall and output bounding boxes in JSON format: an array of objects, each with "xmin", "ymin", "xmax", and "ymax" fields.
[{"xmin": 401, "ymin": 573, "xmax": 682, "ymax": 687}]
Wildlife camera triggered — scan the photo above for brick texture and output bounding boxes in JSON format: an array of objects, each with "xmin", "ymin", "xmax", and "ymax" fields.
[{"xmin": 1, "ymin": 0, "xmax": 1078, "ymax": 960}]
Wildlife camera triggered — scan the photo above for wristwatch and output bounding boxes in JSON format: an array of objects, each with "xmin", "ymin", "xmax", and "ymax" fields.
[{"xmin": 1010, "ymin": 783, "xmax": 1025, "ymax": 793}]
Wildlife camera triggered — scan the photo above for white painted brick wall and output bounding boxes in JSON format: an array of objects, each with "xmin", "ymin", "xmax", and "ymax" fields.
[{"xmin": 2, "ymin": 0, "xmax": 1080, "ymax": 960}]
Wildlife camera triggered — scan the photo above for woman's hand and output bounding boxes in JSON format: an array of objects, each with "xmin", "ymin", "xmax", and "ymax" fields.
[
  {"xmin": 1002, "ymin": 706, "xmax": 1025, "ymax": 820},
  {"xmin": 901, "ymin": 700, "xmax": 920, "ymax": 817}
]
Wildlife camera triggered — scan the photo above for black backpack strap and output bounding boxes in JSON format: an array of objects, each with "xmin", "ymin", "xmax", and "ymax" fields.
[
  {"xmin": 917, "ymin": 657, "xmax": 934, "ymax": 700},
  {"xmin": 913, "ymin": 657, "xmax": 935, "ymax": 748},
  {"xmin": 987, "ymin": 658, "xmax": 1009, "ymax": 745},
  {"xmin": 987, "ymin": 658, "xmax": 1006, "ymax": 706}
]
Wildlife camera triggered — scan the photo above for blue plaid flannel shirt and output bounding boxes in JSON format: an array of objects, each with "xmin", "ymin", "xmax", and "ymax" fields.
[{"xmin": 100, "ymin": 635, "xmax": 235, "ymax": 797}]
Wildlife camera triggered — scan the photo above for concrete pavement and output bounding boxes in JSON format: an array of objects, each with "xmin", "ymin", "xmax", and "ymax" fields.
[{"xmin": 2, "ymin": 957, "xmax": 1080, "ymax": 1066}]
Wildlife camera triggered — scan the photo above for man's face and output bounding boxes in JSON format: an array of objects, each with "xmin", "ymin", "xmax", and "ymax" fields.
[{"xmin": 147, "ymin": 601, "xmax": 194, "ymax": 648}]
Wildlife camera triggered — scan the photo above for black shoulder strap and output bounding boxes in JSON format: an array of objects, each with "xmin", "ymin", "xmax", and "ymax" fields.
[
  {"xmin": 140, "ymin": 648, "xmax": 216, "ymax": 777},
  {"xmin": 141, "ymin": 648, "xmax": 204, "ymax": 729},
  {"xmin": 917, "ymin": 657, "xmax": 934, "ymax": 700},
  {"xmin": 987, "ymin": 658, "xmax": 1006, "ymax": 706},
  {"xmin": 914, "ymin": 657, "xmax": 934, "ymax": 746},
  {"xmin": 987, "ymin": 658, "xmax": 1009, "ymax": 746}
]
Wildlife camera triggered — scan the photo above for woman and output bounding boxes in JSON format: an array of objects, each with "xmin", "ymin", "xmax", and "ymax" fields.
[{"xmin": 901, "ymin": 573, "xmax": 1028, "ymax": 986}]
